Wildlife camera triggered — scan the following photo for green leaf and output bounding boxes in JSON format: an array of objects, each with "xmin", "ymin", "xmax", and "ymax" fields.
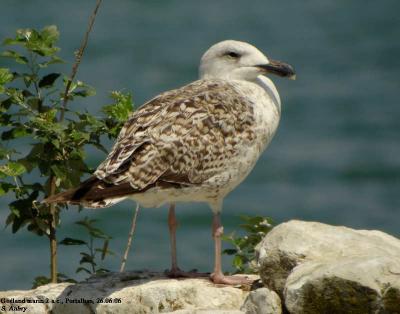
[
  {"xmin": 0, "ymin": 68, "xmax": 13, "ymax": 87},
  {"xmin": 223, "ymin": 249, "xmax": 237, "ymax": 255},
  {"xmin": 95, "ymin": 268, "xmax": 110, "ymax": 274},
  {"xmin": 1, "ymin": 50, "xmax": 28, "ymax": 64},
  {"xmin": 50, "ymin": 164, "xmax": 66, "ymax": 180},
  {"xmin": 27, "ymin": 97, "xmax": 42, "ymax": 110},
  {"xmin": 79, "ymin": 252, "xmax": 96, "ymax": 266},
  {"xmin": 40, "ymin": 25, "xmax": 59, "ymax": 45},
  {"xmin": 59, "ymin": 238, "xmax": 87, "ymax": 246},
  {"xmin": 233, "ymin": 255, "xmax": 243, "ymax": 269},
  {"xmin": 0, "ymin": 97, "xmax": 13, "ymax": 112},
  {"xmin": 101, "ymin": 239, "xmax": 109, "ymax": 260},
  {"xmin": 0, "ymin": 182, "xmax": 15, "ymax": 196},
  {"xmin": 6, "ymin": 26, "xmax": 60, "ymax": 56},
  {"xmin": 32, "ymin": 276, "xmax": 51, "ymax": 289},
  {"xmin": 76, "ymin": 267, "xmax": 91, "ymax": 275},
  {"xmin": 5, "ymin": 213, "xmax": 15, "ymax": 227},
  {"xmin": 39, "ymin": 56, "xmax": 64, "ymax": 68},
  {"xmin": 0, "ymin": 162, "xmax": 27, "ymax": 177},
  {"xmin": 38, "ymin": 73, "xmax": 60, "ymax": 88},
  {"xmin": 57, "ymin": 273, "xmax": 77, "ymax": 284},
  {"xmin": 33, "ymin": 218, "xmax": 50, "ymax": 235},
  {"xmin": 75, "ymin": 217, "xmax": 98, "ymax": 229},
  {"xmin": 70, "ymin": 130, "xmax": 90, "ymax": 142},
  {"xmin": 0, "ymin": 145, "xmax": 16, "ymax": 159},
  {"xmin": 8, "ymin": 190, "xmax": 40, "ymax": 233},
  {"xmin": 102, "ymin": 91, "xmax": 133, "ymax": 122},
  {"xmin": 1, "ymin": 127, "xmax": 30, "ymax": 140}
]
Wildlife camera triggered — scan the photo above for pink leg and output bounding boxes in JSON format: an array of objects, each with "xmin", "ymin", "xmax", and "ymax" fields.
[
  {"xmin": 165, "ymin": 204, "xmax": 208, "ymax": 278},
  {"xmin": 210, "ymin": 213, "xmax": 253, "ymax": 285},
  {"xmin": 168, "ymin": 203, "xmax": 179, "ymax": 274}
]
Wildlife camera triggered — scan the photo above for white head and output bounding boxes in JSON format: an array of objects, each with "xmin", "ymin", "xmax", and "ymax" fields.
[{"xmin": 199, "ymin": 40, "xmax": 295, "ymax": 82}]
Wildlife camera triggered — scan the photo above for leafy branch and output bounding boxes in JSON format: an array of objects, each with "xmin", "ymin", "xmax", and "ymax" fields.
[
  {"xmin": 59, "ymin": 217, "xmax": 114, "ymax": 275},
  {"xmin": 223, "ymin": 215, "xmax": 273, "ymax": 273},
  {"xmin": 0, "ymin": 25, "xmax": 133, "ymax": 285}
]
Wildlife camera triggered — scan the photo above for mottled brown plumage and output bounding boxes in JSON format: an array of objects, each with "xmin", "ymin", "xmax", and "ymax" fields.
[
  {"xmin": 46, "ymin": 79, "xmax": 257, "ymax": 208},
  {"xmin": 96, "ymin": 79, "xmax": 256, "ymax": 189}
]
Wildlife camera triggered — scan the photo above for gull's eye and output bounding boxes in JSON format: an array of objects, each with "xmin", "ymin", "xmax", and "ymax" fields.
[{"xmin": 225, "ymin": 51, "xmax": 240, "ymax": 58}]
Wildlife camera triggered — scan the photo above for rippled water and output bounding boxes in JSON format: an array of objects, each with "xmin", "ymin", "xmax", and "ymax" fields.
[{"xmin": 0, "ymin": 0, "xmax": 399, "ymax": 289}]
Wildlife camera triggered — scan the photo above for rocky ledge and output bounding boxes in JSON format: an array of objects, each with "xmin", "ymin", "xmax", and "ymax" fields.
[
  {"xmin": 257, "ymin": 220, "xmax": 400, "ymax": 313},
  {"xmin": 1, "ymin": 220, "xmax": 399, "ymax": 314}
]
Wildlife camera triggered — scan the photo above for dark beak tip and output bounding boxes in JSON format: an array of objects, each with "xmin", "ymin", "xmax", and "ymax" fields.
[{"xmin": 259, "ymin": 60, "xmax": 296, "ymax": 80}]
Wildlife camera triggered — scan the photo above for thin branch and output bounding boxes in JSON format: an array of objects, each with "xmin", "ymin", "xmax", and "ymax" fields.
[
  {"xmin": 28, "ymin": 52, "xmax": 41, "ymax": 102},
  {"xmin": 48, "ymin": 175, "xmax": 58, "ymax": 283},
  {"xmin": 59, "ymin": 0, "xmax": 102, "ymax": 122},
  {"xmin": 120, "ymin": 202, "xmax": 140, "ymax": 272},
  {"xmin": 47, "ymin": 0, "xmax": 103, "ymax": 283}
]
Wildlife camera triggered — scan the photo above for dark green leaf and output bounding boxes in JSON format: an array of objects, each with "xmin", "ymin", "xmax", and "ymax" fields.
[
  {"xmin": 101, "ymin": 239, "xmax": 109, "ymax": 260},
  {"xmin": 76, "ymin": 267, "xmax": 91, "ymax": 275},
  {"xmin": 1, "ymin": 127, "xmax": 30, "ymax": 140},
  {"xmin": 95, "ymin": 268, "xmax": 110, "ymax": 274},
  {"xmin": 0, "ymin": 182, "xmax": 15, "ymax": 196},
  {"xmin": 32, "ymin": 276, "xmax": 51, "ymax": 289},
  {"xmin": 79, "ymin": 252, "xmax": 96, "ymax": 266},
  {"xmin": 38, "ymin": 73, "xmax": 60, "ymax": 88},
  {"xmin": 59, "ymin": 238, "xmax": 87, "ymax": 246},
  {"xmin": 223, "ymin": 249, "xmax": 237, "ymax": 255}
]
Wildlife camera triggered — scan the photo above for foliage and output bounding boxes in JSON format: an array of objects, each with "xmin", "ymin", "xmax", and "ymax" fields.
[
  {"xmin": 32, "ymin": 273, "xmax": 76, "ymax": 289},
  {"xmin": 223, "ymin": 215, "xmax": 273, "ymax": 274},
  {"xmin": 59, "ymin": 217, "xmax": 114, "ymax": 275},
  {"xmin": 0, "ymin": 26, "xmax": 133, "ymax": 283}
]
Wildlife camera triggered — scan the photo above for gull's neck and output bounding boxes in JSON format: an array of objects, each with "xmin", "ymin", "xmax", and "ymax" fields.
[
  {"xmin": 255, "ymin": 76, "xmax": 281, "ymax": 115},
  {"xmin": 200, "ymin": 73, "xmax": 282, "ymax": 115}
]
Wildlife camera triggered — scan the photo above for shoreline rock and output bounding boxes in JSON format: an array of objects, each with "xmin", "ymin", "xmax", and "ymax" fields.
[
  {"xmin": 2, "ymin": 220, "xmax": 400, "ymax": 313},
  {"xmin": 256, "ymin": 220, "xmax": 400, "ymax": 313},
  {"xmin": 0, "ymin": 272, "xmax": 261, "ymax": 314}
]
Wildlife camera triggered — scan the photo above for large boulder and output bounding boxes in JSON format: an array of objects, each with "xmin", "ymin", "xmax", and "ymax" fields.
[
  {"xmin": 0, "ymin": 271, "xmax": 264, "ymax": 314},
  {"xmin": 240, "ymin": 287, "xmax": 282, "ymax": 314},
  {"xmin": 256, "ymin": 220, "xmax": 400, "ymax": 313}
]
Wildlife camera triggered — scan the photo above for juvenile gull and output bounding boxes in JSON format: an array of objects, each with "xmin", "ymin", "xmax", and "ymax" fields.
[{"xmin": 45, "ymin": 40, "xmax": 295, "ymax": 284}]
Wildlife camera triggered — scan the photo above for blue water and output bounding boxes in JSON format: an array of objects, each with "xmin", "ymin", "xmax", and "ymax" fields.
[{"xmin": 0, "ymin": 0, "xmax": 399, "ymax": 290}]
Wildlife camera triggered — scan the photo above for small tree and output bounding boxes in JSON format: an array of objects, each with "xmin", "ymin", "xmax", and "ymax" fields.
[{"xmin": 0, "ymin": 25, "xmax": 133, "ymax": 284}]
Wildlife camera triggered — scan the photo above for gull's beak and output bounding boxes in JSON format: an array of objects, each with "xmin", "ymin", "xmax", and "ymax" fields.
[{"xmin": 257, "ymin": 59, "xmax": 296, "ymax": 80}]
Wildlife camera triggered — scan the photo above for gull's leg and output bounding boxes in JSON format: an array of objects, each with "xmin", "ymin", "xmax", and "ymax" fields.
[
  {"xmin": 165, "ymin": 203, "xmax": 208, "ymax": 278},
  {"xmin": 210, "ymin": 212, "xmax": 253, "ymax": 285},
  {"xmin": 167, "ymin": 203, "xmax": 180, "ymax": 275}
]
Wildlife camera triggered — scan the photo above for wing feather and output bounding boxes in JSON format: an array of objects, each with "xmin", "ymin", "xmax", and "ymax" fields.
[{"xmin": 94, "ymin": 79, "xmax": 256, "ymax": 191}]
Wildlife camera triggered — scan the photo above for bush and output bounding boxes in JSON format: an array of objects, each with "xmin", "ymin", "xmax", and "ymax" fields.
[
  {"xmin": 223, "ymin": 215, "xmax": 273, "ymax": 273},
  {"xmin": 0, "ymin": 25, "xmax": 133, "ymax": 286}
]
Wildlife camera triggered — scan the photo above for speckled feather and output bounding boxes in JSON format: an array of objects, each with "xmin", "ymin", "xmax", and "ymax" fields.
[{"xmin": 95, "ymin": 79, "xmax": 256, "ymax": 190}]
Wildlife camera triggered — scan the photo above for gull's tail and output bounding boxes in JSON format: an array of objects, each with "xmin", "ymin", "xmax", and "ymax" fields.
[{"xmin": 43, "ymin": 176, "xmax": 134, "ymax": 209}]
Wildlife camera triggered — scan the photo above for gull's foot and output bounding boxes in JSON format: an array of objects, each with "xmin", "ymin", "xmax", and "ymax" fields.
[
  {"xmin": 165, "ymin": 268, "xmax": 209, "ymax": 278},
  {"xmin": 210, "ymin": 272, "xmax": 254, "ymax": 285}
]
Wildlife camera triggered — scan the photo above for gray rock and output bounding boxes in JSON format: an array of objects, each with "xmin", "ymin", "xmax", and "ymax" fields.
[
  {"xmin": 241, "ymin": 287, "xmax": 282, "ymax": 314},
  {"xmin": 255, "ymin": 220, "xmax": 400, "ymax": 313},
  {"xmin": 284, "ymin": 256, "xmax": 400, "ymax": 314},
  {"xmin": 0, "ymin": 272, "xmax": 258, "ymax": 314}
]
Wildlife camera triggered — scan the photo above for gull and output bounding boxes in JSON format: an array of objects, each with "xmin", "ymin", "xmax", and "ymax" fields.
[{"xmin": 45, "ymin": 40, "xmax": 295, "ymax": 284}]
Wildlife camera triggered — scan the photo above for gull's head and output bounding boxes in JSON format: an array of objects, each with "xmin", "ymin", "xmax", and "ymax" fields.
[{"xmin": 199, "ymin": 40, "xmax": 295, "ymax": 81}]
